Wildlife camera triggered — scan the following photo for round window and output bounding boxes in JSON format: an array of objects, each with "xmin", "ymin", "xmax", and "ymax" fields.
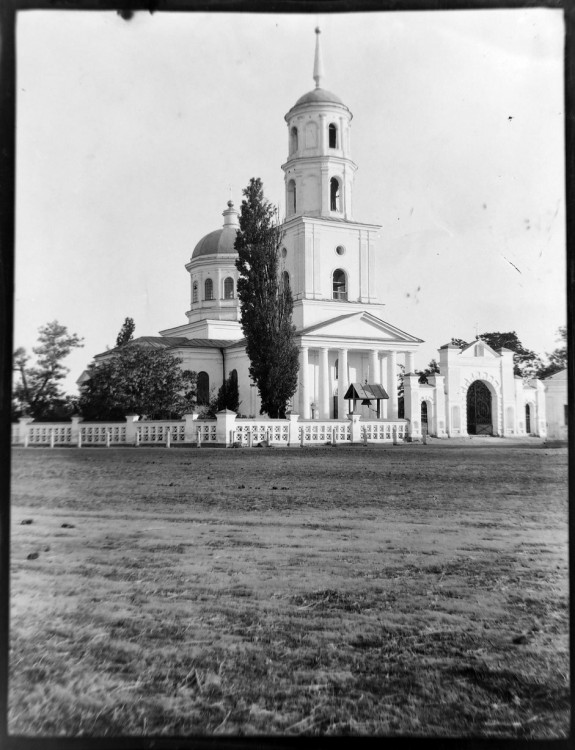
[{"xmin": 336, "ymin": 245, "xmax": 345, "ymax": 256}]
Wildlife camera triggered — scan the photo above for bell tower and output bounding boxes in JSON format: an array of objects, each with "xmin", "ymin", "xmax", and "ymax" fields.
[
  {"xmin": 280, "ymin": 28, "xmax": 382, "ymax": 332},
  {"xmin": 281, "ymin": 28, "xmax": 357, "ymax": 221}
]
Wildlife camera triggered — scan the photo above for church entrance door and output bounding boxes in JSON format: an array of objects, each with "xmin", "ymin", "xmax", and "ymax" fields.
[
  {"xmin": 525, "ymin": 404, "xmax": 531, "ymax": 434},
  {"xmin": 466, "ymin": 380, "xmax": 493, "ymax": 435}
]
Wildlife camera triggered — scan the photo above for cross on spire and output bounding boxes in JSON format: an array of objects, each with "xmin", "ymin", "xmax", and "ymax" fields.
[{"xmin": 313, "ymin": 27, "xmax": 324, "ymax": 89}]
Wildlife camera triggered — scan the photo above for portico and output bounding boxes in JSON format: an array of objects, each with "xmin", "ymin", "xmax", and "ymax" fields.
[{"xmin": 296, "ymin": 330, "xmax": 421, "ymax": 419}]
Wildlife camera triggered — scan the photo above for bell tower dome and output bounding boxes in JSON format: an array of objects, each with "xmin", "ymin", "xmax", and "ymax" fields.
[{"xmin": 282, "ymin": 28, "xmax": 357, "ymax": 221}]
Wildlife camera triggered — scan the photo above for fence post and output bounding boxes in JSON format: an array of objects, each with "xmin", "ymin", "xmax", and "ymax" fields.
[
  {"xmin": 216, "ymin": 409, "xmax": 237, "ymax": 447},
  {"xmin": 392, "ymin": 426, "xmax": 398, "ymax": 445},
  {"xmin": 50, "ymin": 428, "xmax": 55, "ymax": 449},
  {"xmin": 70, "ymin": 416, "xmax": 81, "ymax": 447},
  {"xmin": 300, "ymin": 424, "xmax": 305, "ymax": 447},
  {"xmin": 183, "ymin": 412, "xmax": 199, "ymax": 443},
  {"xmin": 135, "ymin": 429, "xmax": 140, "ymax": 447},
  {"xmin": 19, "ymin": 416, "xmax": 33, "ymax": 447},
  {"xmin": 331, "ymin": 425, "xmax": 337, "ymax": 446},
  {"xmin": 287, "ymin": 414, "xmax": 300, "ymax": 448},
  {"xmin": 363, "ymin": 427, "xmax": 368, "ymax": 446},
  {"xmin": 125, "ymin": 414, "xmax": 139, "ymax": 446},
  {"xmin": 422, "ymin": 429, "xmax": 427, "ymax": 445},
  {"xmin": 166, "ymin": 427, "xmax": 171, "ymax": 448},
  {"xmin": 348, "ymin": 412, "xmax": 362, "ymax": 444},
  {"xmin": 197, "ymin": 428, "xmax": 202, "ymax": 448},
  {"xmin": 266, "ymin": 428, "xmax": 272, "ymax": 446},
  {"xmin": 106, "ymin": 429, "xmax": 111, "ymax": 448}
]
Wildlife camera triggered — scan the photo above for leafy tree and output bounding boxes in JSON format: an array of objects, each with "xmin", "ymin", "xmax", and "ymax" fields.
[
  {"xmin": 418, "ymin": 358, "xmax": 440, "ymax": 384},
  {"xmin": 477, "ymin": 331, "xmax": 542, "ymax": 378},
  {"xmin": 235, "ymin": 178, "xmax": 299, "ymax": 418},
  {"xmin": 116, "ymin": 317, "xmax": 135, "ymax": 347},
  {"xmin": 536, "ymin": 326, "xmax": 567, "ymax": 378},
  {"xmin": 79, "ymin": 345, "xmax": 197, "ymax": 420},
  {"xmin": 450, "ymin": 338, "xmax": 468, "ymax": 348},
  {"xmin": 13, "ymin": 321, "xmax": 84, "ymax": 419}
]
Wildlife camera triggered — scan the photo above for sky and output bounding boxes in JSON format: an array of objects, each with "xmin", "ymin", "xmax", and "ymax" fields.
[{"xmin": 14, "ymin": 8, "xmax": 566, "ymax": 392}]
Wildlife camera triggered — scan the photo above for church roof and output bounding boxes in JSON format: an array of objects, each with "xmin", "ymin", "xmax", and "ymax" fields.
[
  {"xmin": 94, "ymin": 336, "xmax": 239, "ymax": 359},
  {"xmin": 191, "ymin": 200, "xmax": 240, "ymax": 260},
  {"xmin": 172, "ymin": 339, "xmax": 240, "ymax": 349},
  {"xmin": 293, "ymin": 87, "xmax": 345, "ymax": 107},
  {"xmin": 94, "ymin": 336, "xmax": 190, "ymax": 358},
  {"xmin": 191, "ymin": 228, "xmax": 238, "ymax": 259}
]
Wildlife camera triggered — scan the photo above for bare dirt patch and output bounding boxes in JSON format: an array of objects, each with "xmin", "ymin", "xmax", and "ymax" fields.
[{"xmin": 9, "ymin": 442, "xmax": 569, "ymax": 737}]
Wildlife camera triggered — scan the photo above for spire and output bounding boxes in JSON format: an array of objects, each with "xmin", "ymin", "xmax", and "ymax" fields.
[{"xmin": 313, "ymin": 27, "xmax": 324, "ymax": 89}]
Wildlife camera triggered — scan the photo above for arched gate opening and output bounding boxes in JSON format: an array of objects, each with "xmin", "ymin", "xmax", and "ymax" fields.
[{"xmin": 466, "ymin": 380, "xmax": 493, "ymax": 435}]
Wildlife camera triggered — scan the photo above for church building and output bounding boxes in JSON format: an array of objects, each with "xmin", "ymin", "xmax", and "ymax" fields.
[{"xmin": 89, "ymin": 29, "xmax": 548, "ymax": 440}]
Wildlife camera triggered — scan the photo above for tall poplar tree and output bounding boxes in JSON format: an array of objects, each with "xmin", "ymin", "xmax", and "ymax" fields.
[{"xmin": 235, "ymin": 178, "xmax": 299, "ymax": 418}]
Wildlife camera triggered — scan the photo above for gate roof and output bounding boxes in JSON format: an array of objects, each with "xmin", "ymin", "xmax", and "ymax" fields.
[{"xmin": 344, "ymin": 383, "xmax": 389, "ymax": 400}]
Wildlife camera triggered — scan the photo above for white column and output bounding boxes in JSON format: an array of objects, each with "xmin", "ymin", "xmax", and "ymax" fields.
[
  {"xmin": 320, "ymin": 347, "xmax": 330, "ymax": 419},
  {"xmin": 369, "ymin": 350, "xmax": 379, "ymax": 383},
  {"xmin": 387, "ymin": 350, "xmax": 398, "ymax": 419},
  {"xmin": 320, "ymin": 165, "xmax": 330, "ymax": 215},
  {"xmin": 405, "ymin": 351, "xmax": 415, "ymax": 375},
  {"xmin": 380, "ymin": 354, "xmax": 388, "ymax": 418},
  {"xmin": 337, "ymin": 348, "xmax": 348, "ymax": 419},
  {"xmin": 299, "ymin": 346, "xmax": 310, "ymax": 419},
  {"xmin": 319, "ymin": 113, "xmax": 327, "ymax": 155}
]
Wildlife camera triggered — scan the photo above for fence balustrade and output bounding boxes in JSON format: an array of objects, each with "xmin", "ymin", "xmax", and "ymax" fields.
[{"xmin": 12, "ymin": 414, "xmax": 410, "ymax": 448}]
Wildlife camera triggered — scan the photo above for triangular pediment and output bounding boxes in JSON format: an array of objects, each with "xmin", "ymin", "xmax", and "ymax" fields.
[
  {"xmin": 459, "ymin": 340, "xmax": 500, "ymax": 359},
  {"xmin": 299, "ymin": 312, "xmax": 423, "ymax": 344}
]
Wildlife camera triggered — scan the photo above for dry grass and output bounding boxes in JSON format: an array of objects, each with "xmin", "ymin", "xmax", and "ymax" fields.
[{"xmin": 9, "ymin": 441, "xmax": 569, "ymax": 737}]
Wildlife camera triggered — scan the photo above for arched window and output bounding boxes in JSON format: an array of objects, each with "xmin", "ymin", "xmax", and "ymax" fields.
[
  {"xmin": 192, "ymin": 281, "xmax": 198, "ymax": 303},
  {"xmin": 197, "ymin": 371, "xmax": 209, "ymax": 405},
  {"xmin": 223, "ymin": 277, "xmax": 234, "ymax": 299},
  {"xmin": 204, "ymin": 278, "xmax": 214, "ymax": 301},
  {"xmin": 330, "ymin": 177, "xmax": 341, "ymax": 212},
  {"xmin": 287, "ymin": 179, "xmax": 296, "ymax": 215},
  {"xmin": 328, "ymin": 123, "xmax": 338, "ymax": 148},
  {"xmin": 290, "ymin": 126, "xmax": 298, "ymax": 154},
  {"xmin": 332, "ymin": 269, "xmax": 347, "ymax": 300},
  {"xmin": 282, "ymin": 271, "xmax": 290, "ymax": 290}
]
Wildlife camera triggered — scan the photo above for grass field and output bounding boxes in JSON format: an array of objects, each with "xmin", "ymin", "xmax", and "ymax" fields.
[{"xmin": 9, "ymin": 440, "xmax": 570, "ymax": 737}]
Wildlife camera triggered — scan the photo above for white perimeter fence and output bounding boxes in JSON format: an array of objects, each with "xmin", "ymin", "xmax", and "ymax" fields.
[{"xmin": 12, "ymin": 412, "xmax": 411, "ymax": 448}]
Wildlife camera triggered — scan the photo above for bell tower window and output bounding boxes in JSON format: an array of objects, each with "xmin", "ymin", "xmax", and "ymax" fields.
[
  {"xmin": 332, "ymin": 269, "xmax": 347, "ymax": 300},
  {"xmin": 287, "ymin": 179, "xmax": 296, "ymax": 215},
  {"xmin": 328, "ymin": 123, "xmax": 338, "ymax": 148},
  {"xmin": 330, "ymin": 177, "xmax": 341, "ymax": 212},
  {"xmin": 290, "ymin": 127, "xmax": 298, "ymax": 154},
  {"xmin": 192, "ymin": 281, "xmax": 198, "ymax": 304},
  {"xmin": 204, "ymin": 278, "xmax": 214, "ymax": 301}
]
